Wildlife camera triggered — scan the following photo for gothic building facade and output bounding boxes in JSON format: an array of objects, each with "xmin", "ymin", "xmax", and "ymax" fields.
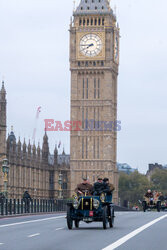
[
  {"xmin": 0, "ymin": 82, "xmax": 70, "ymax": 199},
  {"xmin": 70, "ymin": 0, "xmax": 119, "ymax": 203}
]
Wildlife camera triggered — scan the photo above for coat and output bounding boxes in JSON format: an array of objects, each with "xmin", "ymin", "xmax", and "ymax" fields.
[{"xmin": 75, "ymin": 183, "xmax": 93, "ymax": 195}]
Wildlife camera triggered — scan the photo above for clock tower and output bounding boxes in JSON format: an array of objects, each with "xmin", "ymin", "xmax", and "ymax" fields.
[{"xmin": 69, "ymin": 0, "xmax": 120, "ymax": 203}]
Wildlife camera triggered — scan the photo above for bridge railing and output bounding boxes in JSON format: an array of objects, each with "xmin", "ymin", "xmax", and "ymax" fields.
[
  {"xmin": 0, "ymin": 198, "xmax": 132, "ymax": 216},
  {"xmin": 0, "ymin": 199, "xmax": 67, "ymax": 216}
]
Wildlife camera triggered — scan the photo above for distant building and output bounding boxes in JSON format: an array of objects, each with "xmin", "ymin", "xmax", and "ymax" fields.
[
  {"xmin": 117, "ymin": 163, "xmax": 138, "ymax": 175},
  {"xmin": 146, "ymin": 163, "xmax": 166, "ymax": 181}
]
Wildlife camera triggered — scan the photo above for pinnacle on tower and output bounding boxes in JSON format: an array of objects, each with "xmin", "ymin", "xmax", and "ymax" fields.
[{"xmin": 0, "ymin": 80, "xmax": 6, "ymax": 101}]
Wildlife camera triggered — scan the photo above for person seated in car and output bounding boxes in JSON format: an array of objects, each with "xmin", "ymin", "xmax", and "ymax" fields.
[
  {"xmin": 75, "ymin": 177, "xmax": 93, "ymax": 196},
  {"xmin": 103, "ymin": 178, "xmax": 115, "ymax": 195},
  {"xmin": 158, "ymin": 192, "xmax": 165, "ymax": 201},
  {"xmin": 145, "ymin": 189, "xmax": 153, "ymax": 198},
  {"xmin": 144, "ymin": 189, "xmax": 154, "ymax": 204},
  {"xmin": 93, "ymin": 177, "xmax": 105, "ymax": 196}
]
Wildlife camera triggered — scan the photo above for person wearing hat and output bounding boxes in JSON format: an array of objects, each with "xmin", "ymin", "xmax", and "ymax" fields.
[
  {"xmin": 93, "ymin": 177, "xmax": 105, "ymax": 196},
  {"xmin": 75, "ymin": 177, "xmax": 93, "ymax": 196},
  {"xmin": 103, "ymin": 178, "xmax": 115, "ymax": 195}
]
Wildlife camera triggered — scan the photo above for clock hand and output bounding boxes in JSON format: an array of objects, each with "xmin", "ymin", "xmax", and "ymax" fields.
[
  {"xmin": 86, "ymin": 43, "xmax": 94, "ymax": 49},
  {"xmin": 81, "ymin": 43, "xmax": 94, "ymax": 47}
]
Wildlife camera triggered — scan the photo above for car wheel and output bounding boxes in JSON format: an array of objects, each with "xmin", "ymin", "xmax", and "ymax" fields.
[
  {"xmin": 75, "ymin": 220, "xmax": 79, "ymax": 228},
  {"xmin": 157, "ymin": 201, "xmax": 161, "ymax": 212},
  {"xmin": 102, "ymin": 206, "xmax": 108, "ymax": 230},
  {"xmin": 109, "ymin": 206, "xmax": 114, "ymax": 228},
  {"xmin": 67, "ymin": 206, "xmax": 73, "ymax": 230},
  {"xmin": 142, "ymin": 201, "xmax": 146, "ymax": 212}
]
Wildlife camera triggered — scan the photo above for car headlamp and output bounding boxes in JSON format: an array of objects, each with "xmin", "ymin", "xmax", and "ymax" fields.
[
  {"xmin": 93, "ymin": 198, "xmax": 100, "ymax": 209},
  {"xmin": 100, "ymin": 193, "xmax": 106, "ymax": 203},
  {"xmin": 72, "ymin": 196, "xmax": 79, "ymax": 209}
]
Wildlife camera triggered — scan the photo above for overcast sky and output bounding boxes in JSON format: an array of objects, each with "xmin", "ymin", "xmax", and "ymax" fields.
[{"xmin": 0, "ymin": 0, "xmax": 166, "ymax": 173}]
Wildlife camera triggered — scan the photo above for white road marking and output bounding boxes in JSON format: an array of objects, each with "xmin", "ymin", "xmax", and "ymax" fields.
[
  {"xmin": 102, "ymin": 214, "xmax": 167, "ymax": 250},
  {"xmin": 0, "ymin": 243, "xmax": 4, "ymax": 245},
  {"xmin": 55, "ymin": 227, "xmax": 64, "ymax": 231},
  {"xmin": 0, "ymin": 216, "xmax": 65, "ymax": 228},
  {"xmin": 28, "ymin": 233, "xmax": 40, "ymax": 238}
]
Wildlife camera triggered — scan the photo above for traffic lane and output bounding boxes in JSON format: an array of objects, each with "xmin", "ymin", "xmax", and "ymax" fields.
[
  {"xmin": 0, "ymin": 212, "xmax": 165, "ymax": 250},
  {"xmin": 0, "ymin": 213, "xmax": 65, "ymax": 226},
  {"xmin": 0, "ymin": 214, "xmax": 66, "ymax": 249},
  {"xmin": 117, "ymin": 213, "xmax": 167, "ymax": 250}
]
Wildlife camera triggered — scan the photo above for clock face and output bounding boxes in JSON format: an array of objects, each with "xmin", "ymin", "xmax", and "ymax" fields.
[{"xmin": 80, "ymin": 34, "xmax": 102, "ymax": 57}]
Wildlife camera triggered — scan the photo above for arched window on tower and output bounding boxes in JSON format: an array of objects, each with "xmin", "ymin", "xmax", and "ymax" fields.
[
  {"xmin": 98, "ymin": 78, "xmax": 100, "ymax": 99},
  {"xmin": 86, "ymin": 137, "xmax": 88, "ymax": 159},
  {"xmin": 86, "ymin": 108, "xmax": 88, "ymax": 129},
  {"xmin": 82, "ymin": 137, "xmax": 84, "ymax": 159},
  {"xmin": 97, "ymin": 137, "xmax": 100, "ymax": 159},
  {"xmin": 82, "ymin": 108, "xmax": 85, "ymax": 129},
  {"xmin": 94, "ymin": 137, "xmax": 96, "ymax": 159},
  {"xmin": 82, "ymin": 78, "xmax": 85, "ymax": 99},
  {"xmin": 86, "ymin": 78, "xmax": 89, "ymax": 99},
  {"xmin": 94, "ymin": 78, "xmax": 96, "ymax": 99}
]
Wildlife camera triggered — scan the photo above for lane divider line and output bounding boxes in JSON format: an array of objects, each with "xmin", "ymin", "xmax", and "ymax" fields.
[
  {"xmin": 55, "ymin": 228, "xmax": 64, "ymax": 231},
  {"xmin": 0, "ymin": 243, "xmax": 4, "ymax": 245},
  {"xmin": 0, "ymin": 216, "xmax": 65, "ymax": 229},
  {"xmin": 102, "ymin": 214, "xmax": 167, "ymax": 250},
  {"xmin": 28, "ymin": 233, "xmax": 40, "ymax": 238}
]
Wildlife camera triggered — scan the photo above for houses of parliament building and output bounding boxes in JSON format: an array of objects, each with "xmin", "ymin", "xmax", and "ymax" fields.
[
  {"xmin": 0, "ymin": 0, "xmax": 119, "ymax": 203},
  {"xmin": 0, "ymin": 82, "xmax": 70, "ymax": 199}
]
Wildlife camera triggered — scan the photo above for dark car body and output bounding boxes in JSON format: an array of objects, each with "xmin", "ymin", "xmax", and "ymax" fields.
[{"xmin": 67, "ymin": 193, "xmax": 114, "ymax": 229}]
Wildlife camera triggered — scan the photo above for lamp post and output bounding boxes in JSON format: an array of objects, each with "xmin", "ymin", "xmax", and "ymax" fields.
[
  {"xmin": 58, "ymin": 173, "xmax": 63, "ymax": 199},
  {"xmin": 2, "ymin": 158, "xmax": 9, "ymax": 198}
]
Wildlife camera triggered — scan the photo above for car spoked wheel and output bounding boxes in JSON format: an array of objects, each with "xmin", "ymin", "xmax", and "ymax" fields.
[
  {"xmin": 102, "ymin": 206, "xmax": 108, "ymax": 229},
  {"xmin": 75, "ymin": 220, "xmax": 79, "ymax": 228},
  {"xmin": 67, "ymin": 206, "xmax": 73, "ymax": 230},
  {"xmin": 109, "ymin": 206, "xmax": 114, "ymax": 228}
]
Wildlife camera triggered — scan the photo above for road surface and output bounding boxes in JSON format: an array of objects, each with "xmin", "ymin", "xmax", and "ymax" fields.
[{"xmin": 0, "ymin": 212, "xmax": 167, "ymax": 250}]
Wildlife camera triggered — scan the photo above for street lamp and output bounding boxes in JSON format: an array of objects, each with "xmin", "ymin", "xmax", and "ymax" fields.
[
  {"xmin": 2, "ymin": 158, "xmax": 9, "ymax": 198},
  {"xmin": 58, "ymin": 173, "xmax": 63, "ymax": 199}
]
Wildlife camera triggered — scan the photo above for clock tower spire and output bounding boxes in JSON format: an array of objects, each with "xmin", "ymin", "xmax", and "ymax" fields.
[{"xmin": 69, "ymin": 0, "xmax": 120, "ymax": 203}]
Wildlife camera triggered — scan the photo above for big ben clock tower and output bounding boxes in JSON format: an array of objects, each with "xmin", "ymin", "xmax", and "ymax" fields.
[{"xmin": 69, "ymin": 0, "xmax": 120, "ymax": 203}]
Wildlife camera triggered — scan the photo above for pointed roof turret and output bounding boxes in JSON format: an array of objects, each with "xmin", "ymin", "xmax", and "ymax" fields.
[
  {"xmin": 62, "ymin": 147, "xmax": 65, "ymax": 155},
  {"xmin": 74, "ymin": 0, "xmax": 112, "ymax": 15},
  {"xmin": 54, "ymin": 144, "xmax": 58, "ymax": 165},
  {"xmin": 0, "ymin": 80, "xmax": 6, "ymax": 101},
  {"xmin": 42, "ymin": 131, "xmax": 49, "ymax": 160},
  {"xmin": 23, "ymin": 138, "xmax": 27, "ymax": 153},
  {"xmin": 17, "ymin": 137, "xmax": 22, "ymax": 154},
  {"xmin": 37, "ymin": 142, "xmax": 41, "ymax": 158},
  {"xmin": 32, "ymin": 142, "xmax": 36, "ymax": 157},
  {"xmin": 28, "ymin": 140, "xmax": 31, "ymax": 155}
]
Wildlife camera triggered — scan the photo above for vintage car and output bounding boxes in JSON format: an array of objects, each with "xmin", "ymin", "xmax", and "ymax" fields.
[
  {"xmin": 67, "ymin": 193, "xmax": 115, "ymax": 230},
  {"xmin": 158, "ymin": 196, "xmax": 167, "ymax": 211},
  {"xmin": 142, "ymin": 197, "xmax": 161, "ymax": 212},
  {"xmin": 160, "ymin": 200, "xmax": 167, "ymax": 210}
]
